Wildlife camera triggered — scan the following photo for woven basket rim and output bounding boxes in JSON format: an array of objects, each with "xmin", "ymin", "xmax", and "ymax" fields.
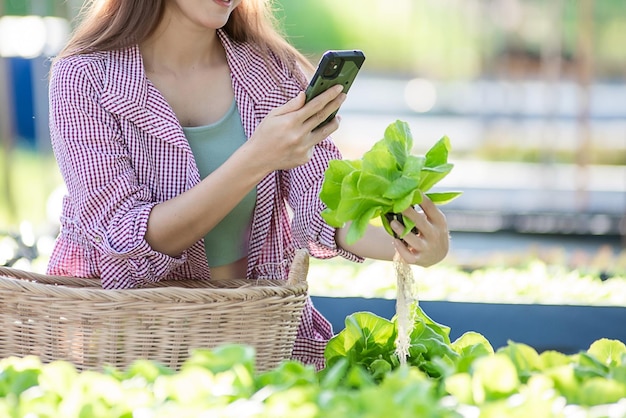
[
  {"xmin": 0, "ymin": 250, "xmax": 310, "ymax": 303},
  {"xmin": 0, "ymin": 274, "xmax": 308, "ymax": 301}
]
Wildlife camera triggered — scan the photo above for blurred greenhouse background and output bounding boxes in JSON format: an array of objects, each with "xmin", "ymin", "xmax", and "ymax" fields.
[{"xmin": 0, "ymin": 0, "xmax": 625, "ymax": 275}]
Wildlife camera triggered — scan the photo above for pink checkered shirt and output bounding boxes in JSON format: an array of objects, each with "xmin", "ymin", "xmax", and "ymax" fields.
[{"xmin": 47, "ymin": 29, "xmax": 362, "ymax": 370}]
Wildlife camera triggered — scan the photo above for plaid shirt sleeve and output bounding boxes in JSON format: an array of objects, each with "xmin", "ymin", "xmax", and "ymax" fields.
[
  {"xmin": 282, "ymin": 137, "xmax": 364, "ymax": 263},
  {"xmin": 48, "ymin": 56, "xmax": 187, "ymax": 289}
]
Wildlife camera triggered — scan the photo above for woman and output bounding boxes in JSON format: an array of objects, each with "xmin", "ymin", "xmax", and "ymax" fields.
[{"xmin": 47, "ymin": 0, "xmax": 450, "ymax": 369}]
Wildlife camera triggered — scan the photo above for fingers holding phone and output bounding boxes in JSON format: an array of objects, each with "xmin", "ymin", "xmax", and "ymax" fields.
[
  {"xmin": 247, "ymin": 50, "xmax": 365, "ymax": 171},
  {"xmin": 305, "ymin": 50, "xmax": 365, "ymax": 130},
  {"xmin": 248, "ymin": 88, "xmax": 343, "ymax": 171},
  {"xmin": 303, "ymin": 84, "xmax": 346, "ymax": 133},
  {"xmin": 276, "ymin": 49, "xmax": 365, "ymax": 136},
  {"xmin": 267, "ymin": 86, "xmax": 344, "ymax": 137}
]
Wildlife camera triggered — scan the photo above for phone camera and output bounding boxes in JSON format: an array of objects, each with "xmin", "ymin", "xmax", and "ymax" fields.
[{"xmin": 323, "ymin": 59, "xmax": 342, "ymax": 78}]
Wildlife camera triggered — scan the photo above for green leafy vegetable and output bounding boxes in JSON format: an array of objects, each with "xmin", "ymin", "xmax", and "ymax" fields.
[
  {"xmin": 320, "ymin": 120, "xmax": 461, "ymax": 244},
  {"xmin": 0, "ymin": 330, "xmax": 624, "ymax": 415},
  {"xmin": 324, "ymin": 305, "xmax": 467, "ymax": 383}
]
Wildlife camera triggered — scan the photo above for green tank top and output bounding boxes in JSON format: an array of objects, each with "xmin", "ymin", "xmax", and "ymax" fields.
[{"xmin": 182, "ymin": 100, "xmax": 256, "ymax": 267}]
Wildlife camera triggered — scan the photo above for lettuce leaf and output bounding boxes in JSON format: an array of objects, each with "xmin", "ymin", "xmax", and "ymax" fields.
[{"xmin": 320, "ymin": 120, "xmax": 462, "ymax": 244}]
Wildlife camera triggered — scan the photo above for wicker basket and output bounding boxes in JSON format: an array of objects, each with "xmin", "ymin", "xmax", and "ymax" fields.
[{"xmin": 0, "ymin": 250, "xmax": 309, "ymax": 372}]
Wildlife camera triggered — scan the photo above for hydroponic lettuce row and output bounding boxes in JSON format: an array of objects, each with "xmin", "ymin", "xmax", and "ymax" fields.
[
  {"xmin": 1, "ymin": 311, "xmax": 625, "ymax": 417},
  {"xmin": 322, "ymin": 307, "xmax": 626, "ymax": 415},
  {"xmin": 320, "ymin": 119, "xmax": 461, "ymax": 245}
]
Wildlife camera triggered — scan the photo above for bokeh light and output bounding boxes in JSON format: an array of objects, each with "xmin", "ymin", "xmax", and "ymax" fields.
[{"xmin": 0, "ymin": 15, "xmax": 69, "ymax": 58}]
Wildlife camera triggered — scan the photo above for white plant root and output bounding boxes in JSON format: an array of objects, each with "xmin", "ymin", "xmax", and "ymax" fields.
[{"xmin": 393, "ymin": 250, "xmax": 417, "ymax": 366}]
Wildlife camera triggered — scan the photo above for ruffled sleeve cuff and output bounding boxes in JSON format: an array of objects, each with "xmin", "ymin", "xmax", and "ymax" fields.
[
  {"xmin": 298, "ymin": 201, "xmax": 364, "ymax": 264},
  {"xmin": 91, "ymin": 204, "xmax": 187, "ymax": 289}
]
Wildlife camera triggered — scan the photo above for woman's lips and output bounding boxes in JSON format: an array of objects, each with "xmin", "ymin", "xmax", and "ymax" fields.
[{"xmin": 213, "ymin": 0, "xmax": 232, "ymax": 7}]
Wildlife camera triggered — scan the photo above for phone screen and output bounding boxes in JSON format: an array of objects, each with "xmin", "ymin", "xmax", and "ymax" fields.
[{"xmin": 305, "ymin": 50, "xmax": 365, "ymax": 128}]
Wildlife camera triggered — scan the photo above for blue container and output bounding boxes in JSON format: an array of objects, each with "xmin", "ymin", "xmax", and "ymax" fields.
[
  {"xmin": 4, "ymin": 55, "xmax": 51, "ymax": 150},
  {"xmin": 311, "ymin": 296, "xmax": 626, "ymax": 354},
  {"xmin": 7, "ymin": 56, "xmax": 36, "ymax": 146}
]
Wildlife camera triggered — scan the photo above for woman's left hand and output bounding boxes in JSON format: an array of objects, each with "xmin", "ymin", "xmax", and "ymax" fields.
[{"xmin": 390, "ymin": 195, "xmax": 450, "ymax": 267}]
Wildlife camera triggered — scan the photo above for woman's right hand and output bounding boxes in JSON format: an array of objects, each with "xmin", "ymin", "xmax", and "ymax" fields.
[{"xmin": 248, "ymin": 84, "xmax": 346, "ymax": 172}]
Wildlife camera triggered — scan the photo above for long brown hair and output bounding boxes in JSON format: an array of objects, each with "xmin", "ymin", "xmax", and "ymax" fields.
[{"xmin": 57, "ymin": 0, "xmax": 312, "ymax": 75}]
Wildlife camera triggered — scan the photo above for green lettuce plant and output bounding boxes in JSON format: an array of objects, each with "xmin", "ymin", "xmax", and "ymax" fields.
[
  {"xmin": 320, "ymin": 120, "xmax": 461, "ymax": 245},
  {"xmin": 0, "ymin": 330, "xmax": 625, "ymax": 415}
]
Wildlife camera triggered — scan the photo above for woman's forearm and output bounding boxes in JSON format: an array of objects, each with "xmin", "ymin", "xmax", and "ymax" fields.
[
  {"xmin": 145, "ymin": 142, "xmax": 268, "ymax": 256},
  {"xmin": 335, "ymin": 222, "xmax": 397, "ymax": 261}
]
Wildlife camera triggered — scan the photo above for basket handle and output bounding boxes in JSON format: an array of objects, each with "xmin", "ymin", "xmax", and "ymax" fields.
[{"xmin": 287, "ymin": 249, "xmax": 309, "ymax": 285}]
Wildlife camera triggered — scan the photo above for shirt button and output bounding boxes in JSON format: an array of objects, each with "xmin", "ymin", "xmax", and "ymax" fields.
[{"xmin": 94, "ymin": 235, "xmax": 102, "ymax": 243}]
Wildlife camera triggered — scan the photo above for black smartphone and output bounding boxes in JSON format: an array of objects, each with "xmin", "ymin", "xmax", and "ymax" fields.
[{"xmin": 305, "ymin": 50, "xmax": 366, "ymax": 129}]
